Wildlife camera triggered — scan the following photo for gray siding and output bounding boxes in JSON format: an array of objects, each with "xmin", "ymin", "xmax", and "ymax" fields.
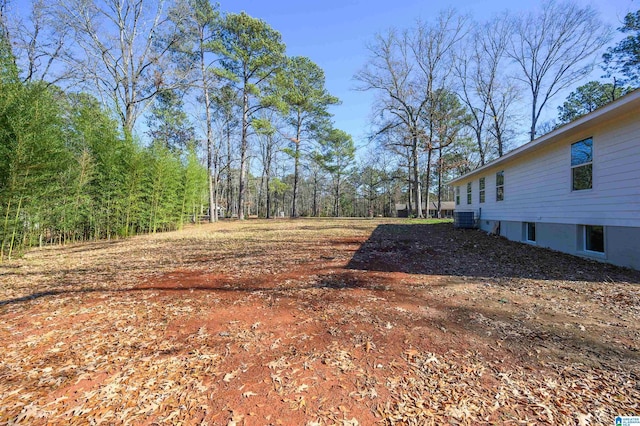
[
  {"xmin": 536, "ymin": 223, "xmax": 578, "ymax": 254},
  {"xmin": 454, "ymin": 109, "xmax": 640, "ymax": 228},
  {"xmin": 605, "ymin": 226, "xmax": 640, "ymax": 270},
  {"xmin": 481, "ymin": 221, "xmax": 640, "ymax": 270},
  {"xmin": 501, "ymin": 221, "xmax": 521, "ymax": 240},
  {"xmin": 453, "ymin": 94, "xmax": 640, "ymax": 270}
]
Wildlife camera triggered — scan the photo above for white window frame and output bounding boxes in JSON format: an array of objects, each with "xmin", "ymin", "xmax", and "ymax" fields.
[
  {"xmin": 571, "ymin": 138, "xmax": 593, "ymax": 191},
  {"xmin": 584, "ymin": 225, "xmax": 605, "ymax": 254},
  {"xmin": 525, "ymin": 222, "xmax": 536, "ymax": 243},
  {"xmin": 496, "ymin": 171, "xmax": 504, "ymax": 201}
]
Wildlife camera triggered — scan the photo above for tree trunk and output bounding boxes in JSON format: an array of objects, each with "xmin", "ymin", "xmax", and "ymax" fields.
[
  {"xmin": 292, "ymin": 146, "xmax": 299, "ymax": 217},
  {"xmin": 266, "ymin": 175, "xmax": 271, "ymax": 219},
  {"xmin": 437, "ymin": 148, "xmax": 443, "ymax": 218},
  {"xmin": 530, "ymin": 94, "xmax": 538, "ymax": 141},
  {"xmin": 238, "ymin": 87, "xmax": 249, "ymax": 220},
  {"xmin": 412, "ymin": 136, "xmax": 423, "ymax": 218},
  {"xmin": 264, "ymin": 142, "xmax": 272, "ymax": 219},
  {"xmin": 476, "ymin": 128, "xmax": 486, "ymax": 165},
  {"xmin": 334, "ymin": 175, "xmax": 340, "ymax": 217},
  {"xmin": 497, "ymin": 129, "xmax": 504, "ymax": 157},
  {"xmin": 258, "ymin": 173, "xmax": 265, "ymax": 218},
  {"xmin": 291, "ymin": 119, "xmax": 301, "ymax": 217},
  {"xmin": 312, "ymin": 174, "xmax": 318, "ymax": 217},
  {"xmin": 225, "ymin": 124, "xmax": 233, "ymax": 217},
  {"xmin": 198, "ymin": 34, "xmax": 217, "ymax": 223},
  {"xmin": 406, "ymin": 153, "xmax": 413, "ymax": 216},
  {"xmin": 425, "ymin": 147, "xmax": 433, "ymax": 220}
]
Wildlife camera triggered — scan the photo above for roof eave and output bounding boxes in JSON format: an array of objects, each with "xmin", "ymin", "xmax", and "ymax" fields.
[{"xmin": 449, "ymin": 88, "xmax": 640, "ymax": 185}]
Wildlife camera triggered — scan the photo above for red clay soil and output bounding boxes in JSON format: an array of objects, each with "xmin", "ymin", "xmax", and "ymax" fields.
[{"xmin": 0, "ymin": 219, "xmax": 639, "ymax": 425}]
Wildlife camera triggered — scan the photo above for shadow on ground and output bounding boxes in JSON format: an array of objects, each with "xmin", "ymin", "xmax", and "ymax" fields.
[
  {"xmin": 346, "ymin": 223, "xmax": 640, "ymax": 283},
  {"xmin": 0, "ymin": 269, "xmax": 387, "ymax": 306},
  {"xmin": 3, "ymin": 222, "xmax": 639, "ymax": 307}
]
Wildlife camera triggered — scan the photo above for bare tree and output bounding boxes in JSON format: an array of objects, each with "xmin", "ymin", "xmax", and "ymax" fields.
[
  {"xmin": 5, "ymin": 0, "xmax": 74, "ymax": 85},
  {"xmin": 508, "ymin": 0, "xmax": 611, "ymax": 141},
  {"xmin": 0, "ymin": 0, "xmax": 11, "ymax": 53},
  {"xmin": 0, "ymin": 0, "xmax": 7, "ymax": 37},
  {"xmin": 0, "ymin": 0, "xmax": 19, "ymax": 83},
  {"xmin": 56, "ymin": 0, "xmax": 180, "ymax": 136},
  {"xmin": 411, "ymin": 9, "xmax": 468, "ymax": 216},
  {"xmin": 355, "ymin": 27, "xmax": 431, "ymax": 218},
  {"xmin": 211, "ymin": 86, "xmax": 240, "ymax": 219},
  {"xmin": 429, "ymin": 89, "xmax": 469, "ymax": 217},
  {"xmin": 454, "ymin": 39, "xmax": 489, "ymax": 165},
  {"xmin": 356, "ymin": 10, "xmax": 467, "ymax": 218},
  {"xmin": 375, "ymin": 127, "xmax": 415, "ymax": 214},
  {"xmin": 356, "ymin": 29, "xmax": 405, "ymax": 211},
  {"xmin": 455, "ymin": 15, "xmax": 517, "ymax": 163}
]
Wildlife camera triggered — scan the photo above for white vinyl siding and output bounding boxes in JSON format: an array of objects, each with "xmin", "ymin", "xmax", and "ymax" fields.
[{"xmin": 452, "ymin": 111, "xmax": 640, "ymax": 228}]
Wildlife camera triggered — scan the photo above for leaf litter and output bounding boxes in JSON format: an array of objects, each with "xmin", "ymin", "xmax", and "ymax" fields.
[{"xmin": 1, "ymin": 219, "xmax": 639, "ymax": 425}]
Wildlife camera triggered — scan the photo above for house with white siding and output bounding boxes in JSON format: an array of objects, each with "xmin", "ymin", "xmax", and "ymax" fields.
[{"xmin": 450, "ymin": 89, "xmax": 640, "ymax": 270}]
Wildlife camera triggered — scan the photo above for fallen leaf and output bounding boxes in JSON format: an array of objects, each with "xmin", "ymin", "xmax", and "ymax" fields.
[
  {"xmin": 404, "ymin": 348, "xmax": 420, "ymax": 360},
  {"xmin": 223, "ymin": 370, "xmax": 238, "ymax": 382}
]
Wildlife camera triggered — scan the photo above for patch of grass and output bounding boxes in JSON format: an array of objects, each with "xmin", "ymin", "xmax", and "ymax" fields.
[{"xmin": 403, "ymin": 218, "xmax": 453, "ymax": 224}]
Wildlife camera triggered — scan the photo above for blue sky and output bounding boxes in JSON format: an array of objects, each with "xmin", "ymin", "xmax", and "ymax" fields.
[{"xmin": 218, "ymin": 0, "xmax": 637, "ymax": 152}]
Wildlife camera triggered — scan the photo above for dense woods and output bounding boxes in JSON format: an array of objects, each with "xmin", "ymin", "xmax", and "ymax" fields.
[
  {"xmin": 0, "ymin": 0, "xmax": 638, "ymax": 256},
  {"xmin": 0, "ymin": 0, "xmax": 210, "ymax": 259}
]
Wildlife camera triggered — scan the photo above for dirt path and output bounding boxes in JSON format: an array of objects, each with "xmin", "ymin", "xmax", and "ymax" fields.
[{"xmin": 1, "ymin": 219, "xmax": 639, "ymax": 425}]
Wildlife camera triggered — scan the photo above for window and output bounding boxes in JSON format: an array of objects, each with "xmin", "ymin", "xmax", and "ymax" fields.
[
  {"xmin": 496, "ymin": 171, "xmax": 504, "ymax": 201},
  {"xmin": 571, "ymin": 138, "xmax": 593, "ymax": 191},
  {"xmin": 525, "ymin": 222, "xmax": 536, "ymax": 242},
  {"xmin": 479, "ymin": 177, "xmax": 485, "ymax": 203},
  {"xmin": 467, "ymin": 182, "xmax": 472, "ymax": 204},
  {"xmin": 455, "ymin": 187, "xmax": 460, "ymax": 205},
  {"xmin": 584, "ymin": 225, "xmax": 604, "ymax": 253}
]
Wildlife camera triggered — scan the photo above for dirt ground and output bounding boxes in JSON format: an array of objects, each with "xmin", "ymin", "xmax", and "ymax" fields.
[{"xmin": 1, "ymin": 218, "xmax": 639, "ymax": 425}]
